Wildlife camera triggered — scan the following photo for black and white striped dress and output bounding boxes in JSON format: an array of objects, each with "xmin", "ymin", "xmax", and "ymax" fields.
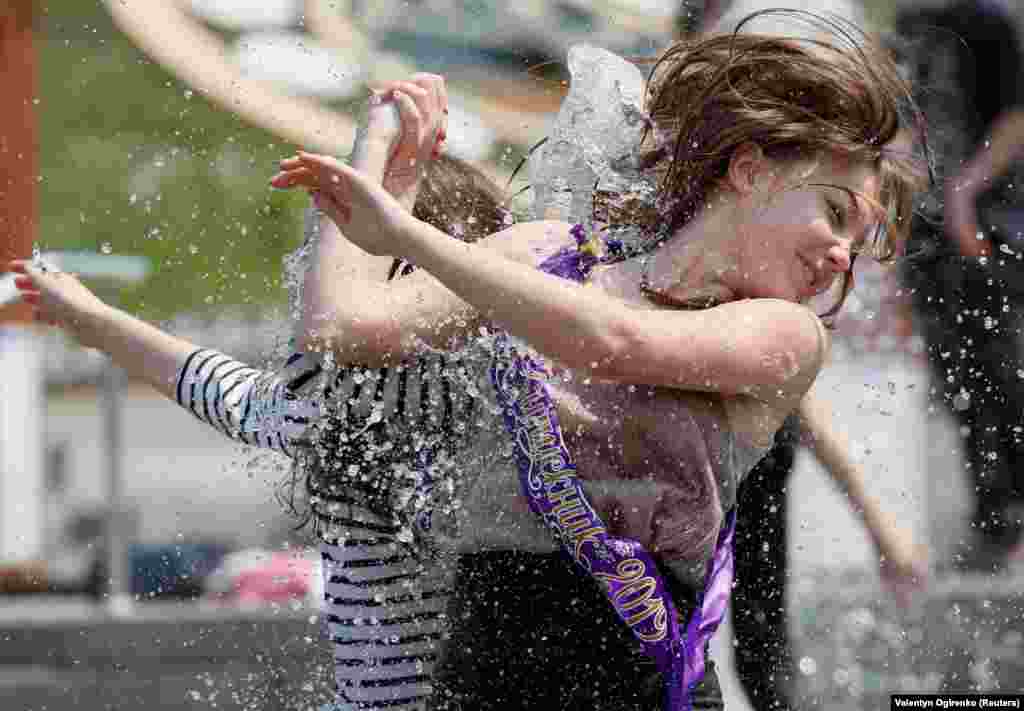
[{"xmin": 176, "ymin": 347, "xmax": 484, "ymax": 711}]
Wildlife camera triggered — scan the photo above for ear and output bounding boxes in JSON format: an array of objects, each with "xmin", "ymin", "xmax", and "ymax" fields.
[{"xmin": 725, "ymin": 142, "xmax": 774, "ymax": 196}]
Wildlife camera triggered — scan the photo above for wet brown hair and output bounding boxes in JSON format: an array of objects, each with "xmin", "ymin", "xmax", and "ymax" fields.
[
  {"xmin": 386, "ymin": 154, "xmax": 512, "ymax": 279},
  {"xmin": 600, "ymin": 10, "xmax": 927, "ymax": 315},
  {"xmin": 414, "ymin": 154, "xmax": 510, "ymax": 241}
]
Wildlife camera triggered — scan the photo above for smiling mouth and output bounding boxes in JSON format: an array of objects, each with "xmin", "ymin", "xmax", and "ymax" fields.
[{"xmin": 799, "ymin": 255, "xmax": 822, "ymax": 295}]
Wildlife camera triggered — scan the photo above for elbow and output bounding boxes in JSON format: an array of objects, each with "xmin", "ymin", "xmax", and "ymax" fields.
[
  {"xmin": 296, "ymin": 306, "xmax": 400, "ymax": 362},
  {"xmin": 584, "ymin": 316, "xmax": 642, "ymax": 379}
]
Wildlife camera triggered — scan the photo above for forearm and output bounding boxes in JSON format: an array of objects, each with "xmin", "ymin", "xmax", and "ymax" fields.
[
  {"xmin": 81, "ymin": 304, "xmax": 313, "ymax": 454},
  {"xmin": 300, "ymin": 213, "xmax": 394, "ymax": 343},
  {"xmin": 394, "ymin": 217, "xmax": 624, "ymax": 371},
  {"xmin": 799, "ymin": 394, "xmax": 897, "ymax": 553},
  {"xmin": 79, "ymin": 304, "xmax": 201, "ymax": 400},
  {"xmin": 299, "ymin": 137, "xmax": 393, "ymax": 348}
]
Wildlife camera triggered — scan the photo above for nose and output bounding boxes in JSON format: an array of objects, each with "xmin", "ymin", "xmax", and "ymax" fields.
[{"xmin": 825, "ymin": 239, "xmax": 852, "ymax": 274}]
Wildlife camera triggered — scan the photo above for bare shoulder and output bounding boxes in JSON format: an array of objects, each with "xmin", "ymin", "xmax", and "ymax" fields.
[
  {"xmin": 476, "ymin": 220, "xmax": 575, "ymax": 265},
  {"xmin": 661, "ymin": 296, "xmax": 830, "ymax": 402},
  {"xmin": 711, "ymin": 299, "xmax": 830, "ymax": 444},
  {"xmin": 710, "ymin": 297, "xmax": 830, "ymax": 374}
]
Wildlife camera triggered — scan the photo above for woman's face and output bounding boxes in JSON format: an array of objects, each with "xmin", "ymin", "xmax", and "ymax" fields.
[{"xmin": 728, "ymin": 151, "xmax": 880, "ymax": 303}]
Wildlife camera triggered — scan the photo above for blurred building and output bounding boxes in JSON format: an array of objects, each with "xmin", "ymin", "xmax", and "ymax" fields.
[{"xmin": 0, "ymin": 1, "xmax": 44, "ymax": 591}]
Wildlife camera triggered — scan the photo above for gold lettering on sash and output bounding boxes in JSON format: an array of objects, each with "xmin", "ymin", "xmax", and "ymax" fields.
[
  {"xmin": 542, "ymin": 471, "xmax": 573, "ymax": 490},
  {"xmin": 546, "ymin": 483, "xmax": 576, "ymax": 503},
  {"xmin": 594, "ymin": 559, "xmax": 668, "ymax": 642},
  {"xmin": 572, "ymin": 527, "xmax": 605, "ymax": 565},
  {"xmin": 507, "ymin": 358, "xmax": 666, "ymax": 639}
]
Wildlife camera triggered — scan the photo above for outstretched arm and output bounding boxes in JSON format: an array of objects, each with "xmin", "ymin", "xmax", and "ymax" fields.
[
  {"xmin": 798, "ymin": 391, "xmax": 928, "ymax": 603},
  {"xmin": 10, "ymin": 264, "xmax": 315, "ymax": 456},
  {"xmin": 273, "ymin": 154, "xmax": 827, "ymax": 403},
  {"xmin": 11, "ymin": 263, "xmax": 195, "ymax": 399}
]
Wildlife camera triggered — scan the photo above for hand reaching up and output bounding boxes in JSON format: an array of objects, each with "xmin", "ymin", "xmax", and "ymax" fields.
[
  {"xmin": 351, "ymin": 74, "xmax": 448, "ymax": 209},
  {"xmin": 375, "ymin": 74, "xmax": 447, "ymax": 207}
]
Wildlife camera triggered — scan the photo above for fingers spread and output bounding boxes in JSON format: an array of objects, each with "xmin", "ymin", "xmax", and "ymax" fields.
[{"xmin": 270, "ymin": 166, "xmax": 318, "ymax": 189}]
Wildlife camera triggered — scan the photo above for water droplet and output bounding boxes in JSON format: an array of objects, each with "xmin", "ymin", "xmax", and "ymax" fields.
[
  {"xmin": 953, "ymin": 391, "xmax": 971, "ymax": 411},
  {"xmin": 100, "ymin": 242, "xmax": 112, "ymax": 255}
]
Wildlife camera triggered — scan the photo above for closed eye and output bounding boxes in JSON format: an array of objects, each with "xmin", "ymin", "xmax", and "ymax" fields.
[{"xmin": 827, "ymin": 199, "xmax": 846, "ymax": 231}]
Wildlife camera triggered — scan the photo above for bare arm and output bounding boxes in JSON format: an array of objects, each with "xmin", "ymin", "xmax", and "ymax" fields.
[
  {"xmin": 11, "ymin": 263, "xmax": 319, "ymax": 456},
  {"xmin": 298, "ymin": 77, "xmax": 448, "ymax": 349},
  {"xmin": 274, "ymin": 155, "xmax": 827, "ymax": 401},
  {"xmin": 294, "ymin": 211, "xmax": 826, "ymax": 402},
  {"xmin": 383, "ymin": 217, "xmax": 826, "ymax": 400},
  {"xmin": 798, "ymin": 390, "xmax": 928, "ymax": 591},
  {"xmin": 299, "ymin": 221, "xmax": 557, "ymax": 365},
  {"xmin": 299, "ymin": 149, "xmax": 393, "ymax": 348}
]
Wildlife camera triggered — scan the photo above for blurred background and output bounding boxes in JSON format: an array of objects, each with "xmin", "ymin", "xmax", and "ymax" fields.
[{"xmin": 0, "ymin": 1, "xmax": 1021, "ymax": 710}]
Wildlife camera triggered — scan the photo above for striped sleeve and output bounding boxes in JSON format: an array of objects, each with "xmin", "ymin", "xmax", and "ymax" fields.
[
  {"xmin": 320, "ymin": 533, "xmax": 451, "ymax": 710},
  {"xmin": 175, "ymin": 348, "xmax": 323, "ymax": 458}
]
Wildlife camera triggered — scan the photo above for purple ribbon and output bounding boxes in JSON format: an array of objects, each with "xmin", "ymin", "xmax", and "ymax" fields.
[
  {"xmin": 488, "ymin": 233, "xmax": 738, "ymax": 710},
  {"xmin": 489, "ymin": 335, "xmax": 736, "ymax": 711}
]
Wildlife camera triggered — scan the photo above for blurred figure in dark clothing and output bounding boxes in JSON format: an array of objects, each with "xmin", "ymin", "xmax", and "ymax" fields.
[{"xmin": 896, "ymin": 0, "xmax": 1024, "ymax": 573}]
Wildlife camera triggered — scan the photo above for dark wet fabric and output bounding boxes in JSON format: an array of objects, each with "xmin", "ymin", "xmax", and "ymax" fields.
[
  {"xmin": 731, "ymin": 416, "xmax": 800, "ymax": 711},
  {"xmin": 904, "ymin": 218, "xmax": 1024, "ymax": 550},
  {"xmin": 430, "ymin": 550, "xmax": 724, "ymax": 711},
  {"xmin": 895, "ymin": 0, "xmax": 1024, "ymax": 222},
  {"xmin": 897, "ymin": 0, "xmax": 1024, "ymax": 555}
]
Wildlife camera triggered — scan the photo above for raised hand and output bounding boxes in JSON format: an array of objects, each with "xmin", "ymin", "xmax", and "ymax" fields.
[
  {"xmin": 373, "ymin": 74, "xmax": 448, "ymax": 206},
  {"xmin": 330, "ymin": 74, "xmax": 447, "ymax": 210},
  {"xmin": 272, "ymin": 152, "xmax": 410, "ymax": 257},
  {"xmin": 8, "ymin": 260, "xmax": 110, "ymax": 348}
]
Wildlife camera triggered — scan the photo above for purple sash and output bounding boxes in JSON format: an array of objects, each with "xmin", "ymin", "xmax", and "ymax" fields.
[
  {"xmin": 487, "ymin": 239, "xmax": 737, "ymax": 710},
  {"xmin": 489, "ymin": 336, "xmax": 736, "ymax": 711}
]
